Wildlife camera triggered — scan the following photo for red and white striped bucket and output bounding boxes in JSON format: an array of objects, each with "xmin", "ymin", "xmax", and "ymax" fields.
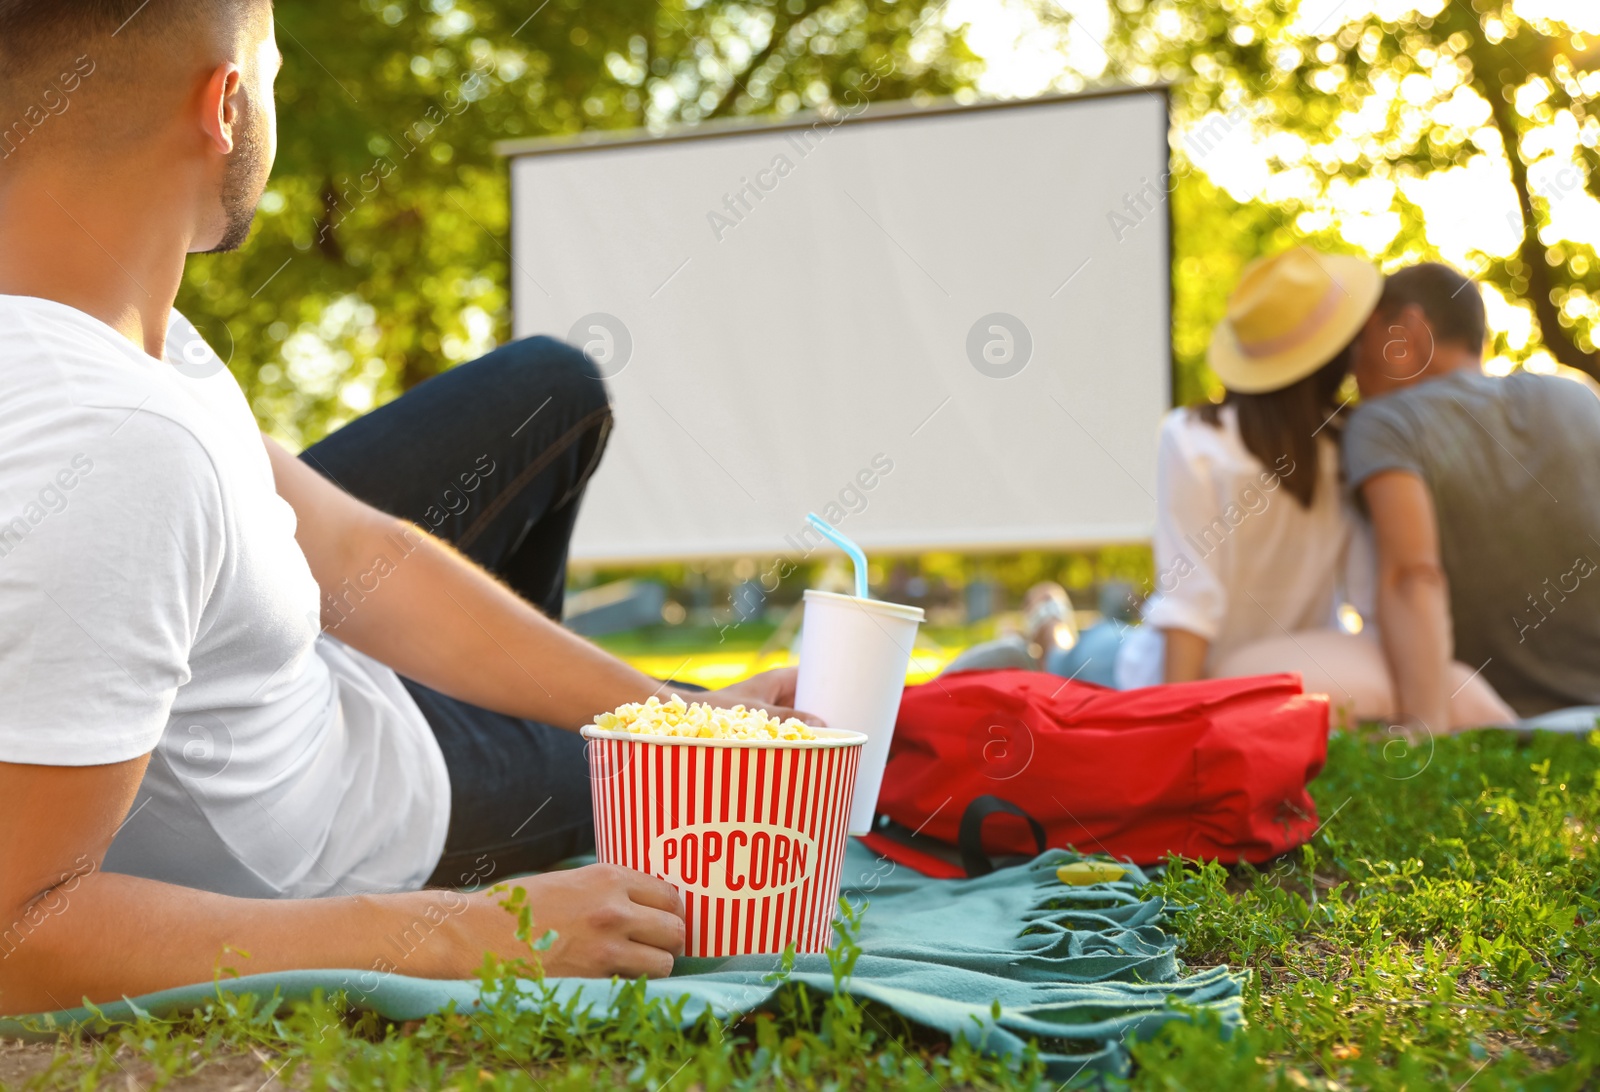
[{"xmin": 580, "ymin": 726, "xmax": 867, "ymax": 957}]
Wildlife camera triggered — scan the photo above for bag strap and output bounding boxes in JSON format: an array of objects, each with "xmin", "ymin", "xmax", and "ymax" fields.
[{"xmin": 957, "ymin": 795, "xmax": 1048, "ymax": 878}]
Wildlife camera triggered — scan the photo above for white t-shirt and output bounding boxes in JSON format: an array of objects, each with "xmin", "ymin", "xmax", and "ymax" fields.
[
  {"xmin": 1116, "ymin": 405, "xmax": 1374, "ymax": 689},
  {"xmin": 0, "ymin": 296, "xmax": 450, "ymax": 898}
]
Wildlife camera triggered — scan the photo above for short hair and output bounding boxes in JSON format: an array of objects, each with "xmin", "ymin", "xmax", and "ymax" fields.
[
  {"xmin": 0, "ymin": 0, "xmax": 168, "ymax": 42},
  {"xmin": 0, "ymin": 1, "xmax": 201, "ymax": 75},
  {"xmin": 1376, "ymin": 262, "xmax": 1488, "ymax": 353},
  {"xmin": 0, "ymin": 1, "xmax": 265, "ymax": 155}
]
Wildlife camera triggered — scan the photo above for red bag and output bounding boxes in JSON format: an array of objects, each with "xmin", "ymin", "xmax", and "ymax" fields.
[{"xmin": 866, "ymin": 671, "xmax": 1329, "ymax": 874}]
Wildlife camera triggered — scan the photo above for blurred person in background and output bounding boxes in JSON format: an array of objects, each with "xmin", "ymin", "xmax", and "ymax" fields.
[
  {"xmin": 1341, "ymin": 263, "xmax": 1600, "ymax": 734},
  {"xmin": 956, "ymin": 248, "xmax": 1513, "ymax": 732},
  {"xmin": 1115, "ymin": 246, "xmax": 1509, "ymax": 730}
]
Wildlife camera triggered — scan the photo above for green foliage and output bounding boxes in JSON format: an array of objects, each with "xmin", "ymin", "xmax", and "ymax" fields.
[
  {"xmin": 184, "ymin": 0, "xmax": 978, "ymax": 447},
  {"xmin": 183, "ymin": 0, "xmax": 1600, "ymax": 444},
  {"xmin": 1122, "ymin": 728, "xmax": 1600, "ymax": 1090},
  {"xmin": 1095, "ymin": 0, "xmax": 1600, "ymax": 385}
]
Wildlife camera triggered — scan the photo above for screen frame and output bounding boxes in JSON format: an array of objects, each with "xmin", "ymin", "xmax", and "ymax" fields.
[{"xmin": 497, "ymin": 87, "xmax": 1176, "ymax": 562}]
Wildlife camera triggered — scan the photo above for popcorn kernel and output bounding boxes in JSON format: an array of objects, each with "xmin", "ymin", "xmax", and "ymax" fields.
[{"xmin": 592, "ymin": 694, "xmax": 817, "ymax": 741}]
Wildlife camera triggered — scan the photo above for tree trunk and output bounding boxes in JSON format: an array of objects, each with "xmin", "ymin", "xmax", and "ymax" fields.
[
  {"xmin": 1472, "ymin": 43, "xmax": 1600, "ymax": 380},
  {"xmin": 317, "ymin": 180, "xmax": 346, "ymax": 263},
  {"xmin": 700, "ymin": 7, "xmax": 808, "ymax": 122}
]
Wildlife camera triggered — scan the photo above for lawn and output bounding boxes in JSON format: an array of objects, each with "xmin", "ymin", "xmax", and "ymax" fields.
[
  {"xmin": 591, "ymin": 621, "xmax": 977, "ymax": 689},
  {"xmin": 4, "ymin": 727, "xmax": 1596, "ymax": 1090}
]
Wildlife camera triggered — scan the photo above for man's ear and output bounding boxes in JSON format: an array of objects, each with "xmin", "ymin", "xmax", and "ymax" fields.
[{"xmin": 199, "ymin": 63, "xmax": 245, "ymax": 155}]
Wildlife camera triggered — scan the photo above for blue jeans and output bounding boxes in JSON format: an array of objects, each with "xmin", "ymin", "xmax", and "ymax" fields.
[
  {"xmin": 1042, "ymin": 621, "xmax": 1128, "ymax": 688},
  {"xmin": 301, "ymin": 336, "xmax": 611, "ymax": 887},
  {"xmin": 942, "ymin": 622, "xmax": 1131, "ymax": 688}
]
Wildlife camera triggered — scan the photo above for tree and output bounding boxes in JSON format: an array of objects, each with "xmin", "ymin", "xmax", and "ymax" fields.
[
  {"xmin": 1085, "ymin": 0, "xmax": 1600, "ymax": 383},
  {"xmin": 179, "ymin": 0, "xmax": 979, "ymax": 446}
]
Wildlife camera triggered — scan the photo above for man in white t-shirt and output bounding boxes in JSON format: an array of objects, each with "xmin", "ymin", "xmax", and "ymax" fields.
[{"xmin": 0, "ymin": 0, "xmax": 811, "ymax": 1016}]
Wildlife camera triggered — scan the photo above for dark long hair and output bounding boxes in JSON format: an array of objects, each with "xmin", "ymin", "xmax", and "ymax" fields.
[{"xmin": 1194, "ymin": 343, "xmax": 1353, "ymax": 508}]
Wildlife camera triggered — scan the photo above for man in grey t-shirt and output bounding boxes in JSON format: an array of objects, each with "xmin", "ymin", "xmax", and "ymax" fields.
[{"xmin": 1343, "ymin": 262, "xmax": 1600, "ymax": 727}]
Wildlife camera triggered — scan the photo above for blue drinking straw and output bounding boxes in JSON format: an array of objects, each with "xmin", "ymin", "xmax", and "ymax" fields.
[{"xmin": 806, "ymin": 512, "xmax": 871, "ymax": 599}]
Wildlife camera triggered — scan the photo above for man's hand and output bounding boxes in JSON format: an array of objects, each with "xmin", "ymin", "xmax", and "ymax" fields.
[
  {"xmin": 687, "ymin": 667, "xmax": 823, "ymax": 726},
  {"xmin": 459, "ymin": 866, "xmax": 686, "ymax": 980},
  {"xmin": 0, "ymin": 758, "xmax": 687, "ymax": 1015}
]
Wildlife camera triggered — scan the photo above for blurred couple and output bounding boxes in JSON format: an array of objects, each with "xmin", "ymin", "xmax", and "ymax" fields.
[{"xmin": 957, "ymin": 247, "xmax": 1600, "ymax": 734}]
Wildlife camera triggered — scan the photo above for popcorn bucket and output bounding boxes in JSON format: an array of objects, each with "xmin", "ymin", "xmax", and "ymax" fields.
[{"xmin": 581, "ymin": 726, "xmax": 867, "ymax": 957}]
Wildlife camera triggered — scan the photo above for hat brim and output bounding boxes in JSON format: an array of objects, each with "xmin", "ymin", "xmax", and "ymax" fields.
[{"xmin": 1207, "ymin": 255, "xmax": 1384, "ymax": 395}]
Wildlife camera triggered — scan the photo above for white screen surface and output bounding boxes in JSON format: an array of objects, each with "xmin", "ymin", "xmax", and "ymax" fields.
[{"xmin": 506, "ymin": 92, "xmax": 1171, "ymax": 562}]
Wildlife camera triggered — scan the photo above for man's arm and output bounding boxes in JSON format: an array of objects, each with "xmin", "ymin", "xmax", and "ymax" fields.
[
  {"xmin": 0, "ymin": 758, "xmax": 685, "ymax": 1016},
  {"xmin": 263, "ymin": 437, "xmax": 805, "ymax": 729},
  {"xmin": 1362, "ymin": 470, "xmax": 1453, "ymax": 734}
]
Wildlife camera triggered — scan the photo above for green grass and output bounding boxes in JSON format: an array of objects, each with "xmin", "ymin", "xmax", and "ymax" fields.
[
  {"xmin": 1123, "ymin": 728, "xmax": 1600, "ymax": 1091},
  {"xmin": 6, "ymin": 730, "xmax": 1596, "ymax": 1090},
  {"xmin": 591, "ymin": 621, "xmax": 783, "ymax": 657},
  {"xmin": 588, "ymin": 621, "xmax": 990, "ymax": 658}
]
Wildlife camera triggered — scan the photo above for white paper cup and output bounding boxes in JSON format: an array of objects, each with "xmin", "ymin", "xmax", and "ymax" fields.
[
  {"xmin": 582, "ymin": 726, "xmax": 867, "ymax": 956},
  {"xmin": 793, "ymin": 590, "xmax": 925, "ymax": 835}
]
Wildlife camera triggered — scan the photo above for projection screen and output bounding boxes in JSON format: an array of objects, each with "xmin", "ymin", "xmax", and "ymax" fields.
[{"xmin": 501, "ymin": 90, "xmax": 1171, "ymax": 562}]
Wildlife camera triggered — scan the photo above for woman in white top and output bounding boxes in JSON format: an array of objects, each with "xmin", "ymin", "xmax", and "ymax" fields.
[{"xmin": 1115, "ymin": 247, "xmax": 1512, "ymax": 730}]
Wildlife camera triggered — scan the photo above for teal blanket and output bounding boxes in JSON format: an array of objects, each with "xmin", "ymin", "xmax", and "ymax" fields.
[{"xmin": 3, "ymin": 843, "xmax": 1243, "ymax": 1080}]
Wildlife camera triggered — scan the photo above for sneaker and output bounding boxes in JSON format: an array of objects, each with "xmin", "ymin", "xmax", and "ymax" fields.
[{"xmin": 1022, "ymin": 582, "xmax": 1077, "ymax": 659}]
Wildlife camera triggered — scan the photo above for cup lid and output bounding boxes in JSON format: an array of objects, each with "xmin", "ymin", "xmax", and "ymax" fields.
[{"xmin": 802, "ymin": 588, "xmax": 925, "ymax": 622}]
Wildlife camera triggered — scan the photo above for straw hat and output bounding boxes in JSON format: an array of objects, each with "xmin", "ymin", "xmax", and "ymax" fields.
[{"xmin": 1208, "ymin": 247, "xmax": 1384, "ymax": 394}]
